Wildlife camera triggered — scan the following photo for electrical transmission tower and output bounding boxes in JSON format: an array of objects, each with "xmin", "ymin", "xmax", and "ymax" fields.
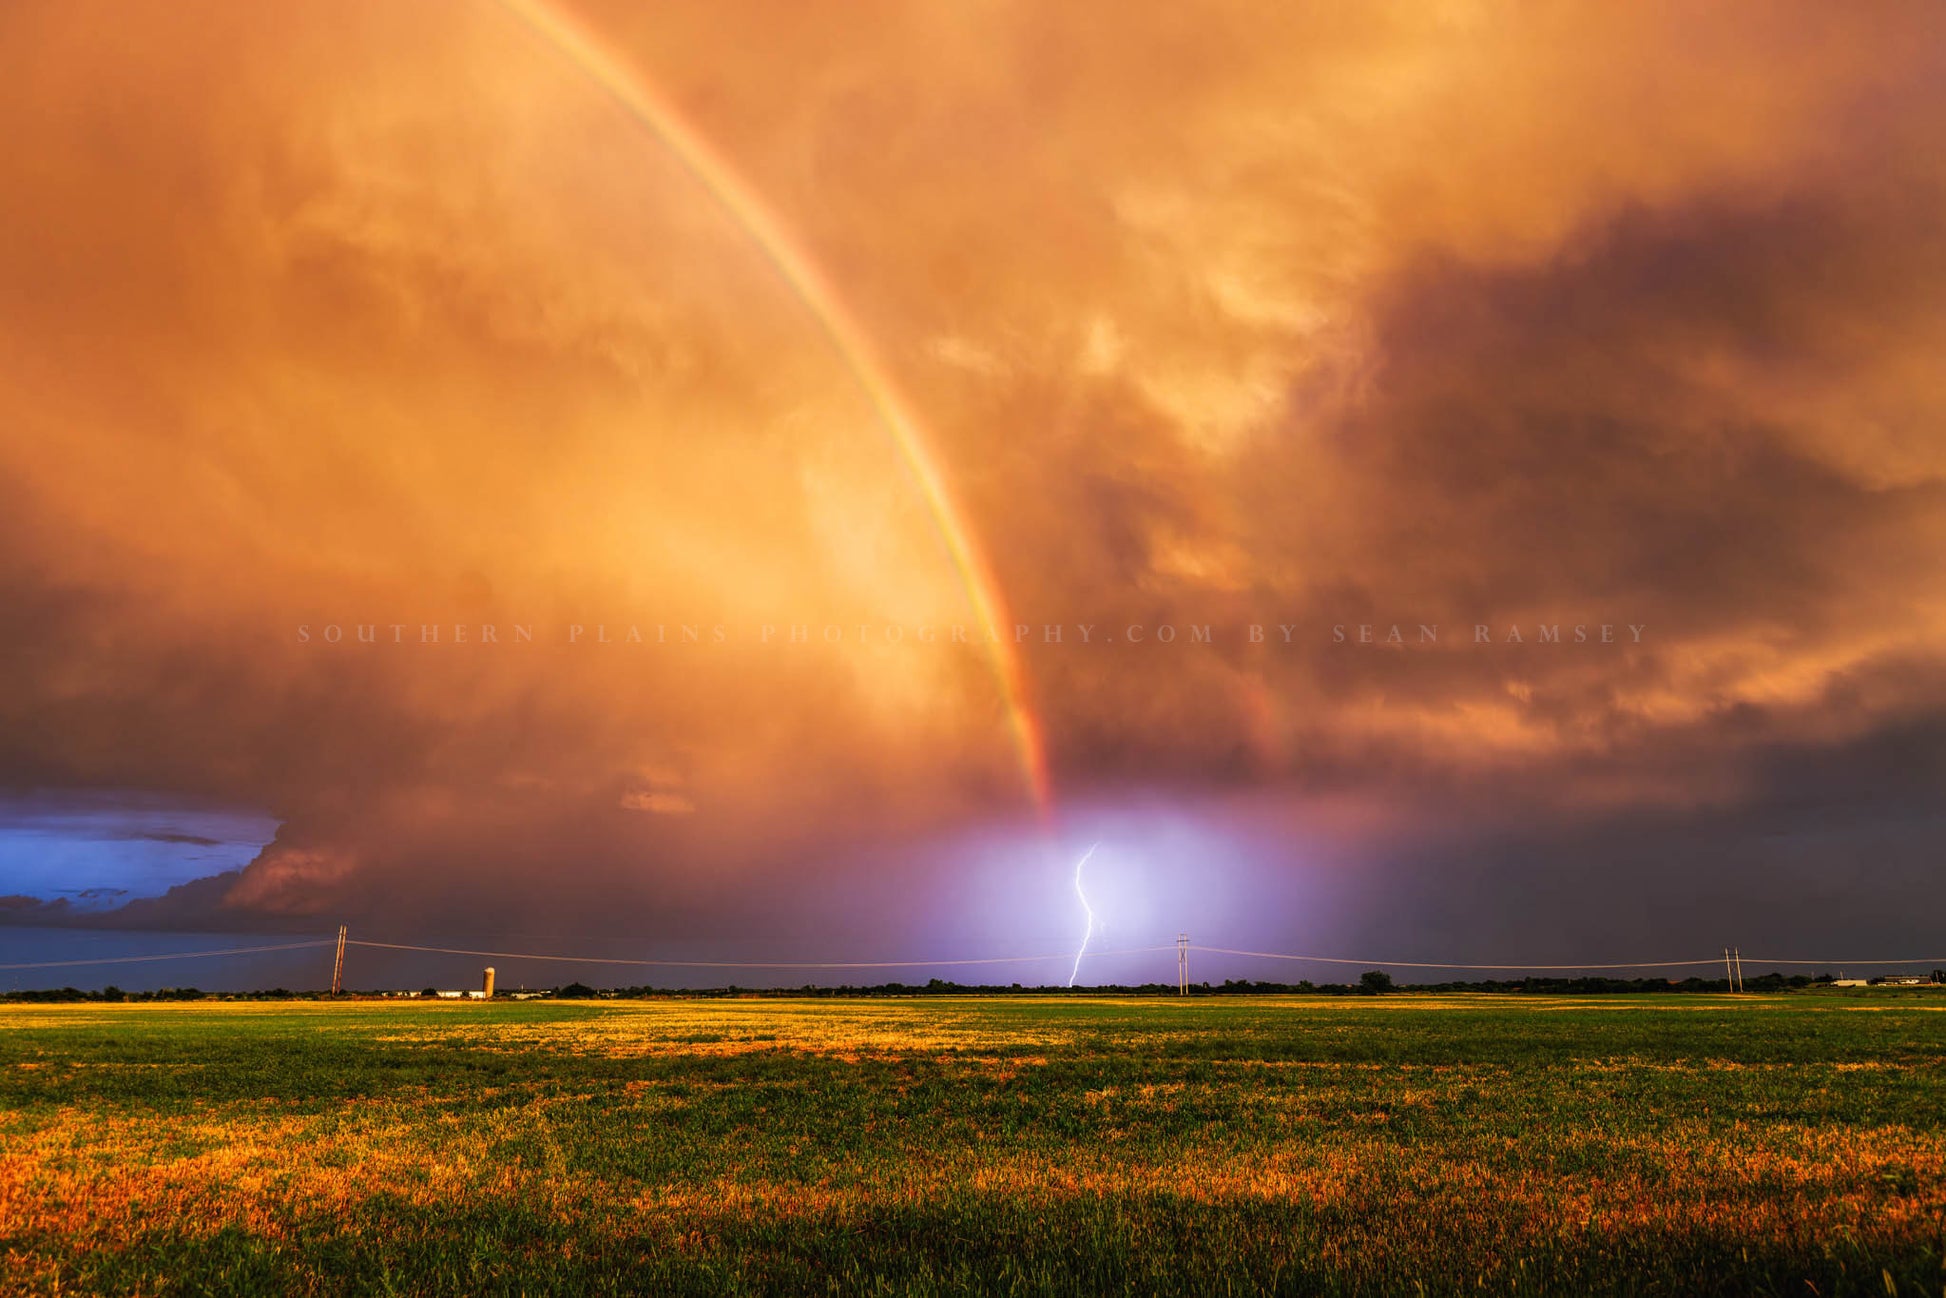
[
  {"xmin": 331, "ymin": 925, "xmax": 347, "ymax": 996},
  {"xmin": 1723, "ymin": 946, "xmax": 1747, "ymax": 993},
  {"xmin": 1177, "ymin": 934, "xmax": 1189, "ymax": 996}
]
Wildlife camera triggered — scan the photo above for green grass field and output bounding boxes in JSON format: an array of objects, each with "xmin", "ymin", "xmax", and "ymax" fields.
[{"xmin": 3, "ymin": 994, "xmax": 1944, "ymax": 1295}]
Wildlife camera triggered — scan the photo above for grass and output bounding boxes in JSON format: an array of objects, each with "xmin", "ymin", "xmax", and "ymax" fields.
[{"xmin": 2, "ymin": 994, "xmax": 1944, "ymax": 1295}]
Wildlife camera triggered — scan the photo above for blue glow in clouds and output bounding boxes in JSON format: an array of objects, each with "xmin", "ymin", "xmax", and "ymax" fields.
[
  {"xmin": 0, "ymin": 791, "xmax": 279, "ymax": 911},
  {"xmin": 1066, "ymin": 841, "xmax": 1101, "ymax": 987}
]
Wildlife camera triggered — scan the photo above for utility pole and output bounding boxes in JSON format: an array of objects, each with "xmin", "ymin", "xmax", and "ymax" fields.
[
  {"xmin": 1723, "ymin": 946, "xmax": 1734, "ymax": 993},
  {"xmin": 1733, "ymin": 947, "xmax": 1745, "ymax": 994},
  {"xmin": 1177, "ymin": 934, "xmax": 1189, "ymax": 996},
  {"xmin": 331, "ymin": 925, "xmax": 347, "ymax": 996}
]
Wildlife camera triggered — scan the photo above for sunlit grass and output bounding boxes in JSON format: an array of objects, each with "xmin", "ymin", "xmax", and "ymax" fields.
[{"xmin": 3, "ymin": 995, "xmax": 1943, "ymax": 1294}]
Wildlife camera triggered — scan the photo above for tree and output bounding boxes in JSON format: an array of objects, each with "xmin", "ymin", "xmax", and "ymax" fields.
[
  {"xmin": 556, "ymin": 982, "xmax": 598, "ymax": 999},
  {"xmin": 1358, "ymin": 969, "xmax": 1395, "ymax": 995}
]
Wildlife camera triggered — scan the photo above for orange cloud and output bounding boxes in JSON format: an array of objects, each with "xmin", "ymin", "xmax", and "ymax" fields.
[{"xmin": 1, "ymin": 0, "xmax": 1943, "ymax": 940}]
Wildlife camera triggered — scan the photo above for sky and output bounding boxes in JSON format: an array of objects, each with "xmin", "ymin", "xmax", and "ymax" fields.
[{"xmin": 3, "ymin": 0, "xmax": 1944, "ymax": 985}]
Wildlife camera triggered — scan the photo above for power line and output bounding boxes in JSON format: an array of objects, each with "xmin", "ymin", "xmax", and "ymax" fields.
[
  {"xmin": 345, "ymin": 937, "xmax": 1177, "ymax": 970},
  {"xmin": 0, "ymin": 939, "xmax": 335, "ymax": 973},
  {"xmin": 1191, "ymin": 947, "xmax": 1729, "ymax": 971},
  {"xmin": 3, "ymin": 935, "xmax": 1940, "ymax": 980},
  {"xmin": 1736, "ymin": 955, "xmax": 1946, "ymax": 967}
]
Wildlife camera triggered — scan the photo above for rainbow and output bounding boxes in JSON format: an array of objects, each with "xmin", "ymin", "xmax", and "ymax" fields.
[{"xmin": 497, "ymin": 0, "xmax": 1053, "ymax": 820}]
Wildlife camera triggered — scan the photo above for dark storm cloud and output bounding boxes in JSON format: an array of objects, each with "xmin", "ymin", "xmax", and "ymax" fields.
[{"xmin": 1008, "ymin": 157, "xmax": 1946, "ymax": 816}]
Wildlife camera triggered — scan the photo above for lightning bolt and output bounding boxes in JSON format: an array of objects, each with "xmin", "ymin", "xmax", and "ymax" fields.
[{"xmin": 1066, "ymin": 842, "xmax": 1101, "ymax": 988}]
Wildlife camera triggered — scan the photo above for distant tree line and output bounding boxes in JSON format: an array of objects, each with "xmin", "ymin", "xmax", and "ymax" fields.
[
  {"xmin": 0, "ymin": 986, "xmax": 304, "ymax": 1003},
  {"xmin": 585, "ymin": 971, "xmax": 1907, "ymax": 997},
  {"xmin": 6, "ymin": 970, "xmax": 1941, "ymax": 1002}
]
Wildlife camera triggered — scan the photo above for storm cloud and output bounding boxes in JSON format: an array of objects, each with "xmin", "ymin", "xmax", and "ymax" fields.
[{"xmin": 2, "ymin": 0, "xmax": 1943, "ymax": 966}]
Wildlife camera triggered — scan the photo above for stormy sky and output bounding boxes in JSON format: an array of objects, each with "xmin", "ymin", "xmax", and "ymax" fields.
[{"xmin": 3, "ymin": 0, "xmax": 1944, "ymax": 982}]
